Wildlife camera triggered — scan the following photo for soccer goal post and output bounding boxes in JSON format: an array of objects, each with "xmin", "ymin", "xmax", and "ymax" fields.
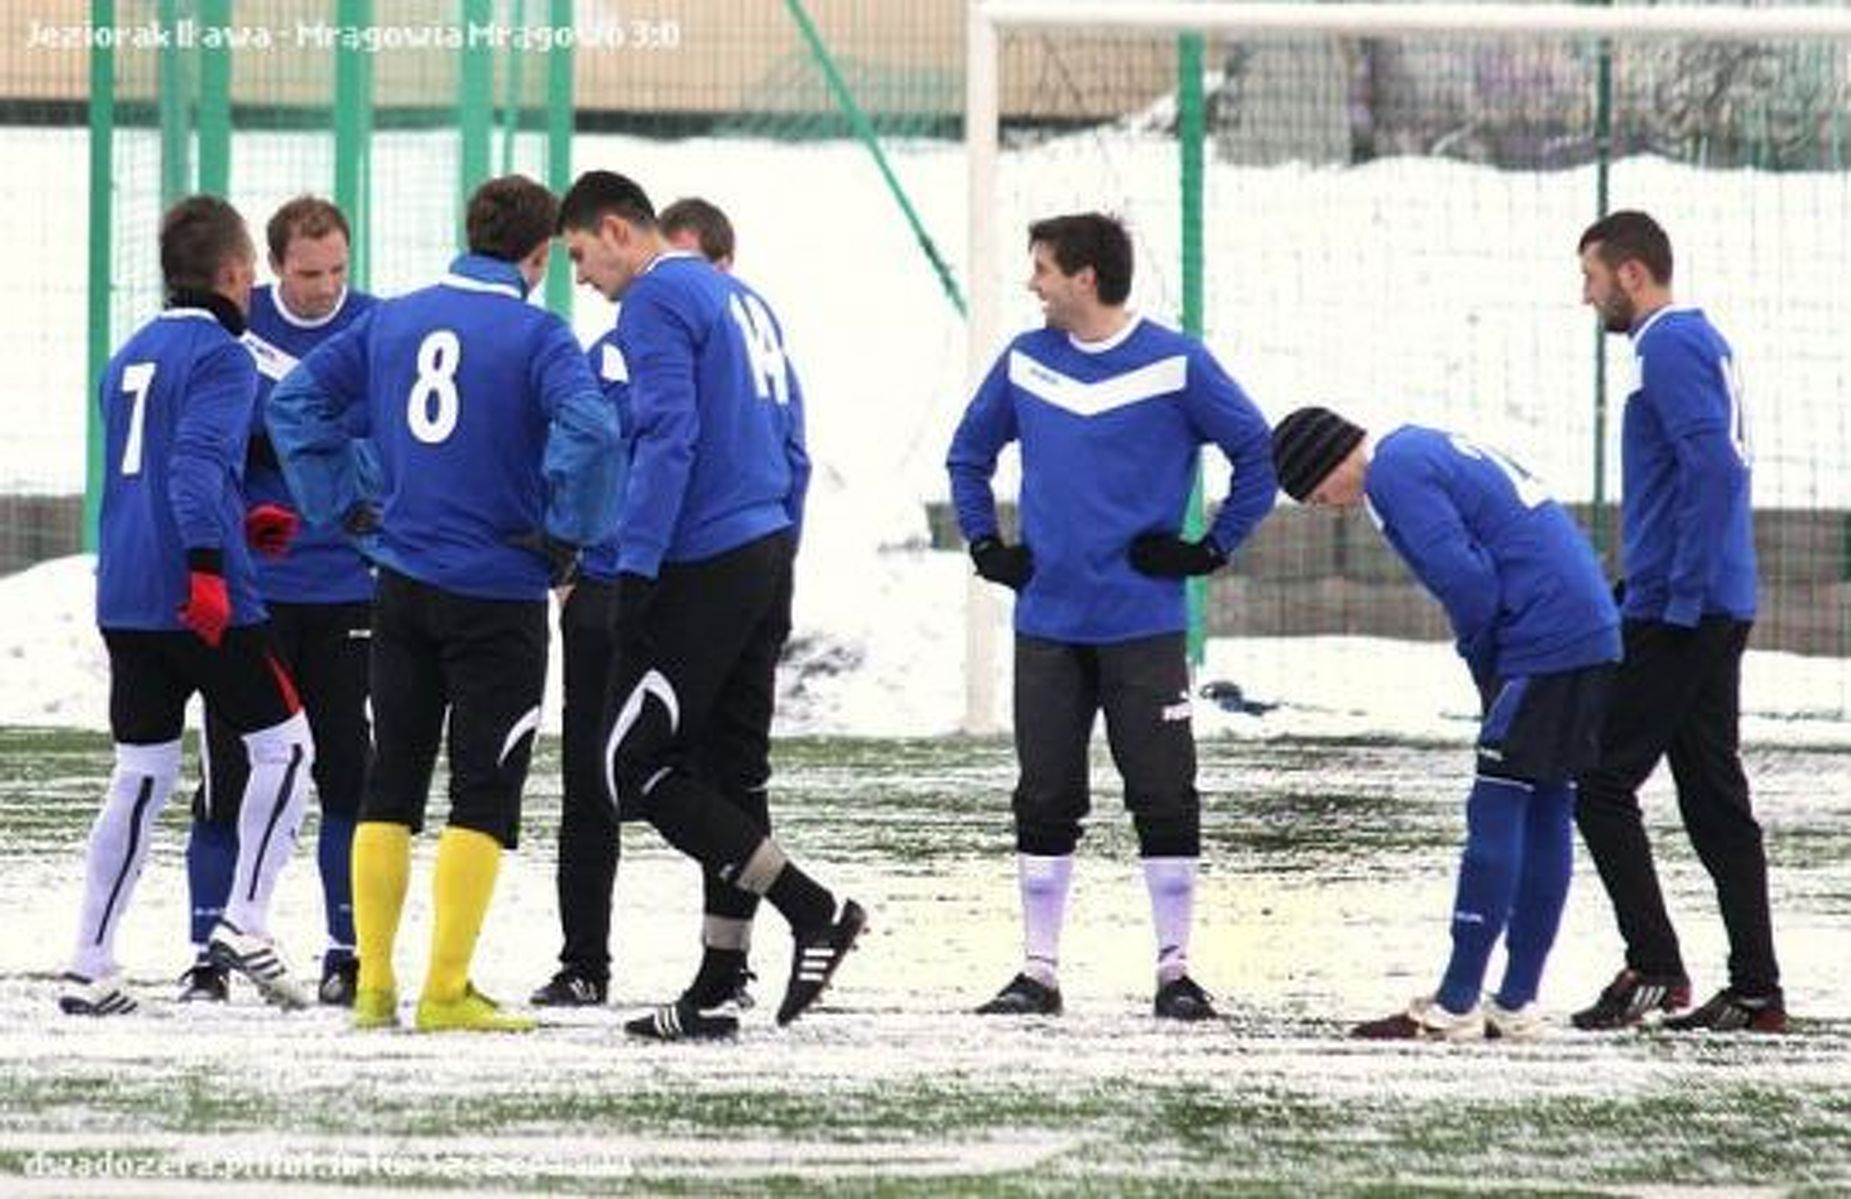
[{"xmin": 960, "ymin": 0, "xmax": 1851, "ymax": 734}]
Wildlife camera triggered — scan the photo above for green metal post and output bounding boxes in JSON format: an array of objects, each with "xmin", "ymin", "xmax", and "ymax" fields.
[
  {"xmin": 544, "ymin": 0, "xmax": 575, "ymax": 317},
  {"xmin": 1590, "ymin": 28, "xmax": 1614, "ymax": 560},
  {"xmin": 335, "ymin": 0, "xmax": 375, "ymax": 289},
  {"xmin": 158, "ymin": 0, "xmax": 193, "ymax": 206},
  {"xmin": 459, "ymin": 0, "xmax": 495, "ymax": 249},
  {"xmin": 85, "ymin": 0, "xmax": 119, "ymax": 552},
  {"xmin": 1179, "ymin": 33, "xmax": 1209, "ymax": 665},
  {"xmin": 197, "ymin": 0, "xmax": 232, "ymax": 194},
  {"xmin": 784, "ymin": 0, "xmax": 965, "ymax": 317},
  {"xmin": 501, "ymin": 0, "xmax": 528, "ymax": 175}
]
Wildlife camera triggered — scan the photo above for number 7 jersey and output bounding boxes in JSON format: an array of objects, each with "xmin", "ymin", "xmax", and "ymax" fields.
[{"xmin": 96, "ymin": 307, "xmax": 266, "ymax": 631}]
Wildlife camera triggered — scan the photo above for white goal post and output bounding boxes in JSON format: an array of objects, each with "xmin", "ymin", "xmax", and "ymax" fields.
[{"xmin": 959, "ymin": 0, "xmax": 1851, "ymax": 735}]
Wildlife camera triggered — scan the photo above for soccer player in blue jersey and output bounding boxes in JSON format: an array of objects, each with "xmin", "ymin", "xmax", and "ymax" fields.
[
  {"xmin": 180, "ymin": 197, "xmax": 378, "ymax": 1008},
  {"xmin": 269, "ymin": 175, "xmax": 621, "ymax": 1033},
  {"xmin": 558, "ymin": 170, "xmax": 863, "ymax": 1038},
  {"xmin": 1570, "ymin": 210, "xmax": 1785, "ymax": 1033},
  {"xmin": 947, "ymin": 212, "xmax": 1275, "ymax": 1021},
  {"xmin": 59, "ymin": 195, "xmax": 317, "ymax": 1016},
  {"xmin": 531, "ymin": 197, "xmax": 737, "ymax": 1011},
  {"xmin": 1271, "ymin": 407, "xmax": 1621, "ymax": 1040}
]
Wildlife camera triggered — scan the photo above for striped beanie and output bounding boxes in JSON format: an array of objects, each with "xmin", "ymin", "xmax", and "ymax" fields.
[{"xmin": 1271, "ymin": 407, "xmax": 1366, "ymax": 502}]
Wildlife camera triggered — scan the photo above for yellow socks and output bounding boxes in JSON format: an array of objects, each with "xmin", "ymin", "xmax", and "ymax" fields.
[
  {"xmin": 351, "ymin": 821, "xmax": 411, "ymax": 999},
  {"xmin": 423, "ymin": 825, "xmax": 502, "ymax": 1005}
]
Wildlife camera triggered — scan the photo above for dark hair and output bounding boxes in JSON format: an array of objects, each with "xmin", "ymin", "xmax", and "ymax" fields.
[
  {"xmin": 265, "ymin": 195, "xmax": 351, "ymax": 262},
  {"xmin": 1026, "ymin": 212, "xmax": 1133, "ymax": 306},
  {"xmin": 160, "ymin": 194, "xmax": 252, "ymax": 294},
  {"xmin": 464, "ymin": 175, "xmax": 559, "ymax": 262},
  {"xmin": 1578, "ymin": 209, "xmax": 1673, "ymax": 285},
  {"xmin": 660, "ymin": 196, "xmax": 735, "ymax": 264},
  {"xmin": 556, "ymin": 170, "xmax": 656, "ymax": 235}
]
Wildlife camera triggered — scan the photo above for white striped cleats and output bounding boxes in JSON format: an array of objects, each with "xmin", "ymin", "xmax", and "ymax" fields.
[
  {"xmin": 206, "ymin": 921, "xmax": 313, "ymax": 1010},
  {"xmin": 58, "ymin": 971, "xmax": 138, "ymax": 1017},
  {"xmin": 775, "ymin": 899, "xmax": 866, "ymax": 1026},
  {"xmin": 624, "ymin": 998, "xmax": 741, "ymax": 1042}
]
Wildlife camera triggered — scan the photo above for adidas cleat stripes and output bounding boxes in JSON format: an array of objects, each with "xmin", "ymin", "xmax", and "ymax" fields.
[
  {"xmin": 206, "ymin": 921, "xmax": 313, "ymax": 1010},
  {"xmin": 58, "ymin": 972, "xmax": 138, "ymax": 1017},
  {"xmin": 624, "ymin": 999, "xmax": 740, "ymax": 1042},
  {"xmin": 776, "ymin": 899, "xmax": 866, "ymax": 1026}
]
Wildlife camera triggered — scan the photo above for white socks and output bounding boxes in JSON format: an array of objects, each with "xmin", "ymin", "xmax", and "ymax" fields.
[
  {"xmin": 1143, "ymin": 856, "xmax": 1198, "ymax": 986},
  {"xmin": 221, "ymin": 711, "xmax": 314, "ymax": 937},
  {"xmin": 1014, "ymin": 854, "xmax": 1201, "ymax": 989},
  {"xmin": 1017, "ymin": 853, "xmax": 1073, "ymax": 987},
  {"xmin": 69, "ymin": 740, "xmax": 183, "ymax": 979}
]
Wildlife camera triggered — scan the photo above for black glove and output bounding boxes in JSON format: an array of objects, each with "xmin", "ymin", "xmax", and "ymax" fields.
[
  {"xmin": 1128, "ymin": 533, "xmax": 1226, "ymax": 578},
  {"xmin": 509, "ymin": 530, "xmax": 580, "ymax": 588},
  {"xmin": 1611, "ymin": 577, "xmax": 1626, "ymax": 606},
  {"xmin": 614, "ymin": 571, "xmax": 657, "ymax": 645},
  {"xmin": 969, "ymin": 536, "xmax": 1033, "ymax": 591},
  {"xmin": 341, "ymin": 500, "xmax": 381, "ymax": 537}
]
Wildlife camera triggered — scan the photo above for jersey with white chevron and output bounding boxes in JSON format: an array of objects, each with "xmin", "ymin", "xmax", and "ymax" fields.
[{"xmin": 947, "ymin": 317, "xmax": 1274, "ymax": 644}]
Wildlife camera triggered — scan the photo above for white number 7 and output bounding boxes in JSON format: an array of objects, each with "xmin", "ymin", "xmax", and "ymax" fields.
[{"xmin": 119, "ymin": 362, "xmax": 156, "ymax": 476}]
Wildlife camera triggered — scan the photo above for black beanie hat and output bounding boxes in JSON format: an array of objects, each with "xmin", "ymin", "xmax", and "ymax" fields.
[{"xmin": 1271, "ymin": 407, "xmax": 1366, "ymax": 502}]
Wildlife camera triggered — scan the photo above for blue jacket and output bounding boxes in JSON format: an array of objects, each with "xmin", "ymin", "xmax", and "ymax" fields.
[
  {"xmin": 613, "ymin": 253, "xmax": 808, "ymax": 577},
  {"xmin": 268, "ymin": 254, "xmax": 621, "ymax": 602},
  {"xmin": 1365, "ymin": 425, "xmax": 1621, "ymax": 680},
  {"xmin": 579, "ymin": 329, "xmax": 630, "ymax": 583},
  {"xmin": 241, "ymin": 284, "xmax": 378, "ymax": 604},
  {"xmin": 1620, "ymin": 306, "xmax": 1757, "ymax": 624},
  {"xmin": 96, "ymin": 305, "xmax": 266, "ymax": 631},
  {"xmin": 947, "ymin": 317, "xmax": 1275, "ymax": 644}
]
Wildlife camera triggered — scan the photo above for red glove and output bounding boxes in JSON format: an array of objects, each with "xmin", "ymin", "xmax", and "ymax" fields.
[
  {"xmin": 244, "ymin": 503, "xmax": 300, "ymax": 558},
  {"xmin": 177, "ymin": 570, "xmax": 231, "ymax": 648}
]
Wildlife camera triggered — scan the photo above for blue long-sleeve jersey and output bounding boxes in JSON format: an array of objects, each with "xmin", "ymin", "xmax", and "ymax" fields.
[
  {"xmin": 241, "ymin": 284, "xmax": 378, "ymax": 604},
  {"xmin": 1620, "ymin": 306, "xmax": 1757, "ymax": 625},
  {"xmin": 613, "ymin": 252, "xmax": 809, "ymax": 577},
  {"xmin": 96, "ymin": 307, "xmax": 266, "ymax": 630},
  {"xmin": 1365, "ymin": 425, "xmax": 1621, "ymax": 680},
  {"xmin": 268, "ymin": 254, "xmax": 621, "ymax": 602},
  {"xmin": 579, "ymin": 329, "xmax": 631, "ymax": 583},
  {"xmin": 947, "ymin": 317, "xmax": 1276, "ymax": 644}
]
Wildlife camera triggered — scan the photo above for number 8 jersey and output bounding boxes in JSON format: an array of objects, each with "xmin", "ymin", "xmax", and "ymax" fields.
[
  {"xmin": 269, "ymin": 253, "xmax": 619, "ymax": 601},
  {"xmin": 96, "ymin": 305, "xmax": 267, "ymax": 631}
]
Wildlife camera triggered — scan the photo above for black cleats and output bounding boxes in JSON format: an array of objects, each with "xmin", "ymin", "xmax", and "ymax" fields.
[
  {"xmin": 318, "ymin": 953, "xmax": 358, "ymax": 1007},
  {"xmin": 1570, "ymin": 968, "xmax": 1692, "ymax": 1031},
  {"xmin": 975, "ymin": 973, "xmax": 1063, "ymax": 1016},
  {"xmin": 1153, "ymin": 975, "xmax": 1218, "ymax": 1022},
  {"xmin": 176, "ymin": 961, "xmax": 230, "ymax": 1004},
  {"xmin": 776, "ymin": 899, "xmax": 865, "ymax": 1026},
  {"xmin": 529, "ymin": 968, "xmax": 609, "ymax": 1007},
  {"xmin": 1663, "ymin": 987, "xmax": 1788, "ymax": 1034},
  {"xmin": 624, "ymin": 998, "xmax": 741, "ymax": 1042}
]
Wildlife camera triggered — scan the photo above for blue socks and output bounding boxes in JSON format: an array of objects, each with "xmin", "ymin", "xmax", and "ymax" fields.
[
  {"xmin": 318, "ymin": 810, "xmax": 357, "ymax": 951},
  {"xmin": 1436, "ymin": 776, "xmax": 1529, "ymax": 1014},
  {"xmin": 185, "ymin": 820, "xmax": 238, "ymax": 951},
  {"xmin": 187, "ymin": 810, "xmax": 358, "ymax": 954},
  {"xmin": 1495, "ymin": 782, "xmax": 1575, "ymax": 1010}
]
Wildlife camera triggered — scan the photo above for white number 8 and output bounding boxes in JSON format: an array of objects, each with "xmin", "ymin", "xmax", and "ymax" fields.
[{"xmin": 407, "ymin": 330, "xmax": 461, "ymax": 444}]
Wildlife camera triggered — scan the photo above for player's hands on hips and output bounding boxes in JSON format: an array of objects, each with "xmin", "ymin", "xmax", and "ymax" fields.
[
  {"xmin": 244, "ymin": 503, "xmax": 300, "ymax": 558},
  {"xmin": 1128, "ymin": 533, "xmax": 1226, "ymax": 578},
  {"xmin": 969, "ymin": 536, "xmax": 1033, "ymax": 591},
  {"xmin": 509, "ymin": 530, "xmax": 580, "ymax": 588},
  {"xmin": 177, "ymin": 550, "xmax": 231, "ymax": 648}
]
